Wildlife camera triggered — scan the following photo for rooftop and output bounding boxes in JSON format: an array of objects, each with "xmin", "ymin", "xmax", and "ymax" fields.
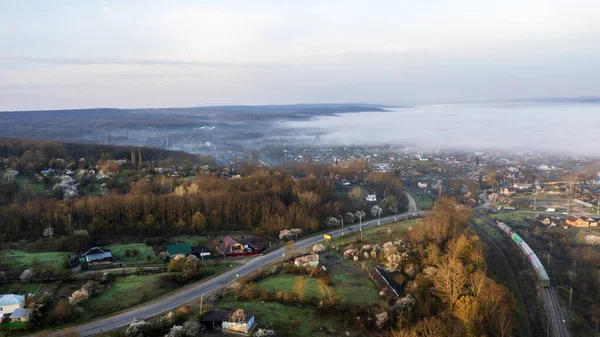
[{"xmin": 0, "ymin": 294, "xmax": 25, "ymax": 306}]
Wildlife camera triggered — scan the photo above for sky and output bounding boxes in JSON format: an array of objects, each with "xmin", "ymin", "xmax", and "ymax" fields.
[{"xmin": 1, "ymin": 0, "xmax": 600, "ymax": 110}]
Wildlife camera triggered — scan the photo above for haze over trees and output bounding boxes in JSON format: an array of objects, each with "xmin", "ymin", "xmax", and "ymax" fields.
[{"xmin": 0, "ymin": 138, "xmax": 407, "ymax": 244}]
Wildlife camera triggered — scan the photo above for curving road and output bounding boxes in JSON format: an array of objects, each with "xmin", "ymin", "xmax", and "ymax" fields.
[{"xmin": 59, "ymin": 192, "xmax": 421, "ymax": 336}]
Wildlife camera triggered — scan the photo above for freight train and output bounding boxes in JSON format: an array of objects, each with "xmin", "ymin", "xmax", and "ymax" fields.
[{"xmin": 494, "ymin": 221, "xmax": 550, "ymax": 287}]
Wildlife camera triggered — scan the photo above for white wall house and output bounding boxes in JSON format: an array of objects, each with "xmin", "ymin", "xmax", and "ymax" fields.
[{"xmin": 0, "ymin": 294, "xmax": 25, "ymax": 319}]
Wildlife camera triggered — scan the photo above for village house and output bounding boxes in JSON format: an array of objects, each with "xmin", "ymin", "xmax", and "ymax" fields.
[
  {"xmin": 220, "ymin": 236, "xmax": 264, "ymax": 257},
  {"xmin": 364, "ymin": 194, "xmax": 377, "ymax": 202},
  {"xmin": 78, "ymin": 247, "xmax": 113, "ymax": 264},
  {"xmin": 565, "ymin": 216, "xmax": 595, "ymax": 228},
  {"xmin": 294, "ymin": 254, "xmax": 319, "ymax": 268},
  {"xmin": 503, "ymin": 187, "xmax": 516, "ymax": 196},
  {"xmin": 200, "ymin": 309, "xmax": 255, "ymax": 334},
  {"xmin": 221, "ymin": 236, "xmax": 245, "ymax": 255},
  {"xmin": 69, "ymin": 247, "xmax": 113, "ymax": 271},
  {"xmin": 167, "ymin": 243, "xmax": 192, "ymax": 257},
  {"xmin": 0, "ymin": 294, "xmax": 25, "ymax": 321},
  {"xmin": 223, "ymin": 309, "xmax": 255, "ymax": 334},
  {"xmin": 167, "ymin": 243, "xmax": 212, "ymax": 259}
]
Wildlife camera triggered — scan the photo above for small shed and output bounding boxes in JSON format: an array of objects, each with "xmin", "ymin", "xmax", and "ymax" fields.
[
  {"xmin": 200, "ymin": 309, "xmax": 234, "ymax": 330},
  {"xmin": 369, "ymin": 266, "xmax": 400, "ymax": 298},
  {"xmin": 191, "ymin": 246, "xmax": 211, "ymax": 258},
  {"xmin": 9, "ymin": 308, "xmax": 31, "ymax": 322}
]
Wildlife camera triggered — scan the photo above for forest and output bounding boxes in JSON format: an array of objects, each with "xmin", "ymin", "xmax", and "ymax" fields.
[{"xmin": 0, "ymin": 138, "xmax": 407, "ymax": 246}]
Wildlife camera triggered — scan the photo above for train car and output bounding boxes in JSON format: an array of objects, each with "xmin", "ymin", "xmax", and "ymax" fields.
[
  {"xmin": 519, "ymin": 240, "xmax": 551, "ymax": 287},
  {"xmin": 493, "ymin": 221, "xmax": 550, "ymax": 287}
]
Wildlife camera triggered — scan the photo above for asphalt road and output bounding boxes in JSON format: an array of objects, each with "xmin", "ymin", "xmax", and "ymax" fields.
[{"xmin": 64, "ymin": 193, "xmax": 422, "ymax": 336}]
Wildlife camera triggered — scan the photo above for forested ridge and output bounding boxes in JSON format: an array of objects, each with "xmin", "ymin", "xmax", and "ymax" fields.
[{"xmin": 0, "ymin": 138, "xmax": 406, "ymax": 243}]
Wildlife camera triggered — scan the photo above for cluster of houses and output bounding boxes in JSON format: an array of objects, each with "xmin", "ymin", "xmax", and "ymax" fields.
[
  {"xmin": 0, "ymin": 294, "xmax": 30, "ymax": 324},
  {"xmin": 566, "ymin": 216, "xmax": 598, "ymax": 228}
]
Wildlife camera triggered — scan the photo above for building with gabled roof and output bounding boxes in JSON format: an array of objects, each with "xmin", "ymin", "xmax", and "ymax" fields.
[
  {"xmin": 0, "ymin": 294, "xmax": 25, "ymax": 318},
  {"xmin": 223, "ymin": 309, "xmax": 255, "ymax": 334},
  {"xmin": 79, "ymin": 247, "xmax": 113, "ymax": 263},
  {"xmin": 167, "ymin": 243, "xmax": 192, "ymax": 257},
  {"xmin": 9, "ymin": 308, "xmax": 31, "ymax": 322}
]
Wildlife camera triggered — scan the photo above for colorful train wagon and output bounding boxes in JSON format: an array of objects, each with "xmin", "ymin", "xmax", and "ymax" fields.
[{"xmin": 495, "ymin": 221, "xmax": 550, "ymax": 287}]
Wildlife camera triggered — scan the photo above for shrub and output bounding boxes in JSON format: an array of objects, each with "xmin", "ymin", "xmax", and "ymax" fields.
[
  {"xmin": 312, "ymin": 244, "xmax": 326, "ymax": 253},
  {"xmin": 20, "ymin": 268, "xmax": 35, "ymax": 283},
  {"xmin": 53, "ymin": 301, "xmax": 75, "ymax": 324},
  {"xmin": 126, "ymin": 320, "xmax": 146, "ymax": 337},
  {"xmin": 69, "ymin": 289, "xmax": 90, "ymax": 305},
  {"xmin": 82, "ymin": 280, "xmax": 103, "ymax": 296}
]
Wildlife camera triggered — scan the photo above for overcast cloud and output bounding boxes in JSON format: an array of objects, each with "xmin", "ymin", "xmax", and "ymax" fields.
[{"xmin": 1, "ymin": 0, "xmax": 600, "ymax": 110}]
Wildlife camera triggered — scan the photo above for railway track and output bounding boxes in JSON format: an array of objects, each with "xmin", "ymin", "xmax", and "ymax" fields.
[
  {"xmin": 469, "ymin": 214, "xmax": 535, "ymax": 336},
  {"xmin": 474, "ymin": 211, "xmax": 570, "ymax": 337}
]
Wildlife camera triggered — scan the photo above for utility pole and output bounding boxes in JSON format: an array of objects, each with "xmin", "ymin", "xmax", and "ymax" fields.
[
  {"xmin": 570, "ymin": 287, "xmax": 573, "ymax": 310},
  {"xmin": 200, "ymin": 293, "xmax": 204, "ymax": 316},
  {"xmin": 359, "ymin": 214, "xmax": 363, "ymax": 241},
  {"xmin": 534, "ymin": 196, "xmax": 537, "ymax": 211},
  {"xmin": 339, "ymin": 215, "xmax": 344, "ymax": 236}
]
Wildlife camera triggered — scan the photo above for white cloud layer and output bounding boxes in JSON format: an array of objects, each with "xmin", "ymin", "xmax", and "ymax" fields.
[{"xmin": 0, "ymin": 0, "xmax": 599, "ymax": 110}]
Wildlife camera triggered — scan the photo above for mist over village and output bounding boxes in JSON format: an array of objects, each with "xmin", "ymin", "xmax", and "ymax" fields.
[{"xmin": 1, "ymin": 1, "xmax": 600, "ymax": 337}]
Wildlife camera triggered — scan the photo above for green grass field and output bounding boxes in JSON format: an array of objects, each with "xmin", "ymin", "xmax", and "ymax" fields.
[
  {"xmin": 169, "ymin": 236, "xmax": 209, "ymax": 246},
  {"xmin": 83, "ymin": 263, "xmax": 234, "ymax": 319},
  {"xmin": 255, "ymin": 271, "xmax": 380, "ymax": 305},
  {"xmin": 106, "ymin": 243, "xmax": 159, "ymax": 263},
  {"xmin": 0, "ymin": 321, "xmax": 25, "ymax": 330},
  {"xmin": 491, "ymin": 212, "xmax": 532, "ymax": 227},
  {"xmin": 256, "ymin": 275, "xmax": 321, "ymax": 297},
  {"xmin": 217, "ymin": 295, "xmax": 342, "ymax": 337},
  {"xmin": 331, "ymin": 219, "xmax": 416, "ymax": 247},
  {"xmin": 413, "ymin": 194, "xmax": 435, "ymax": 209},
  {"xmin": 0, "ymin": 250, "xmax": 66, "ymax": 270},
  {"xmin": 84, "ymin": 274, "xmax": 168, "ymax": 318},
  {"xmin": 0, "ymin": 282, "xmax": 46, "ymax": 295},
  {"xmin": 16, "ymin": 175, "xmax": 45, "ymax": 193},
  {"xmin": 333, "ymin": 272, "xmax": 380, "ymax": 304}
]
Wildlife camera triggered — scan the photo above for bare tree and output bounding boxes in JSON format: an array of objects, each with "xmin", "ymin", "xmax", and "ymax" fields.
[{"xmin": 433, "ymin": 257, "xmax": 468, "ymax": 306}]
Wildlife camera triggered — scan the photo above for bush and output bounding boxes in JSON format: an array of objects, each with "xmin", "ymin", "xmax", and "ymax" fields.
[
  {"xmin": 126, "ymin": 320, "xmax": 146, "ymax": 337},
  {"xmin": 69, "ymin": 289, "xmax": 90, "ymax": 305},
  {"xmin": 20, "ymin": 269, "xmax": 35, "ymax": 283},
  {"xmin": 52, "ymin": 301, "xmax": 75, "ymax": 324},
  {"xmin": 312, "ymin": 244, "xmax": 326, "ymax": 253}
]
